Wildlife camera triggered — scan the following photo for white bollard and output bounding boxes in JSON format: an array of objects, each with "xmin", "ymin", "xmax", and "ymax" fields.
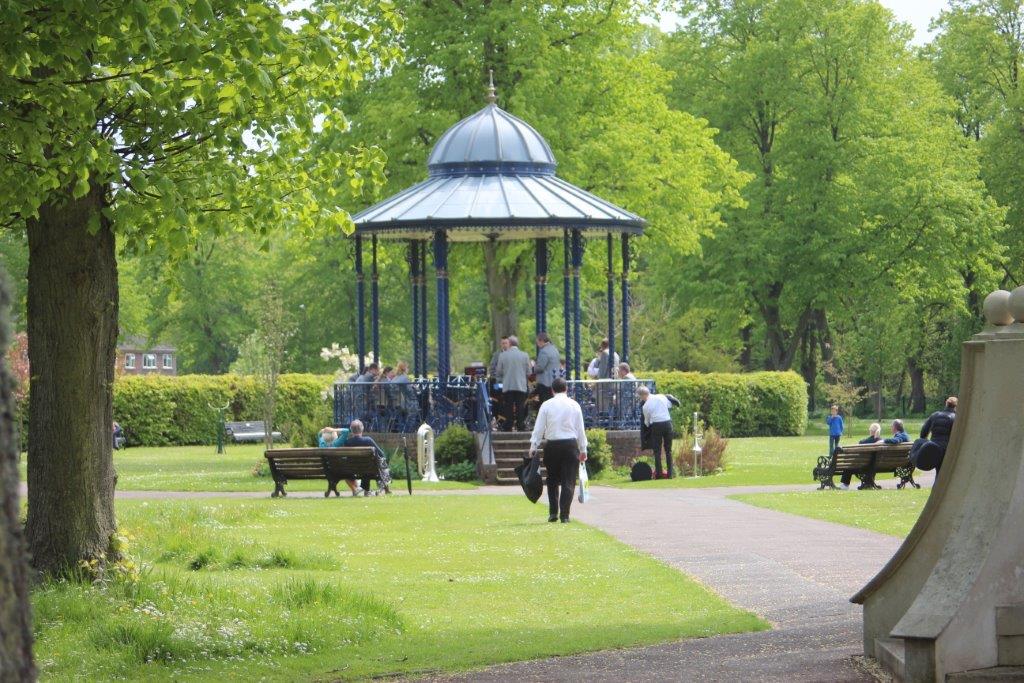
[{"xmin": 417, "ymin": 423, "xmax": 439, "ymax": 482}]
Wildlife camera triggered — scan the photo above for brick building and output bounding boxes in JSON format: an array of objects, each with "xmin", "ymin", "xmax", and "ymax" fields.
[{"xmin": 117, "ymin": 336, "xmax": 177, "ymax": 375}]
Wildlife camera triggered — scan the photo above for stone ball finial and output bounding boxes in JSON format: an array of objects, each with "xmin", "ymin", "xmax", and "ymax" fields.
[
  {"xmin": 1009, "ymin": 285, "xmax": 1024, "ymax": 323},
  {"xmin": 983, "ymin": 289, "xmax": 1013, "ymax": 326}
]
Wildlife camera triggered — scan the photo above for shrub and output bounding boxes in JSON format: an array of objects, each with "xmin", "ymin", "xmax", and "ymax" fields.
[
  {"xmin": 108, "ymin": 373, "xmax": 334, "ymax": 447},
  {"xmin": 434, "ymin": 424, "xmax": 476, "ymax": 465},
  {"xmin": 439, "ymin": 460, "xmax": 478, "ymax": 482},
  {"xmin": 646, "ymin": 370, "xmax": 807, "ymax": 437},
  {"xmin": 584, "ymin": 429, "xmax": 611, "ymax": 478},
  {"xmin": 674, "ymin": 427, "xmax": 729, "ymax": 476}
]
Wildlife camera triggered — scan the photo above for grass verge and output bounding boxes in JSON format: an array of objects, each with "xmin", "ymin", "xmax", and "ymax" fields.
[
  {"xmin": 729, "ymin": 489, "xmax": 931, "ymax": 536},
  {"xmin": 33, "ymin": 496, "xmax": 766, "ymax": 681}
]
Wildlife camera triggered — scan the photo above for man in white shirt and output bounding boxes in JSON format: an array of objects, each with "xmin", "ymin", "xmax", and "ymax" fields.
[
  {"xmin": 529, "ymin": 377, "xmax": 588, "ymax": 523},
  {"xmin": 637, "ymin": 386, "xmax": 674, "ymax": 479}
]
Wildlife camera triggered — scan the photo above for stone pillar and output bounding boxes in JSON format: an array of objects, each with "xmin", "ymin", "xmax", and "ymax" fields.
[{"xmin": 853, "ymin": 287, "xmax": 1024, "ymax": 681}]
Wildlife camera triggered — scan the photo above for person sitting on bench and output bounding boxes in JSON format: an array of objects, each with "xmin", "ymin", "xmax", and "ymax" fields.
[
  {"xmin": 345, "ymin": 419, "xmax": 392, "ymax": 496},
  {"xmin": 318, "ymin": 427, "xmax": 359, "ymax": 496},
  {"xmin": 839, "ymin": 422, "xmax": 882, "ymax": 490},
  {"xmin": 883, "ymin": 419, "xmax": 910, "ymax": 444}
]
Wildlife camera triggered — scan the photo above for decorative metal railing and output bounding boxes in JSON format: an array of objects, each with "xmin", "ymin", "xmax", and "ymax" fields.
[{"xmin": 334, "ymin": 378, "xmax": 655, "ymax": 434}]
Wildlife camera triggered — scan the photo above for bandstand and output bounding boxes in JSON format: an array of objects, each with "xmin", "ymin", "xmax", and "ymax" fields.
[{"xmin": 335, "ymin": 80, "xmax": 651, "ymax": 446}]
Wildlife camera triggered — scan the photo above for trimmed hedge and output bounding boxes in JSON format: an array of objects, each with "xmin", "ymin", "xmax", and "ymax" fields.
[
  {"xmin": 112, "ymin": 374, "xmax": 334, "ymax": 447},
  {"xmin": 646, "ymin": 371, "xmax": 807, "ymax": 438}
]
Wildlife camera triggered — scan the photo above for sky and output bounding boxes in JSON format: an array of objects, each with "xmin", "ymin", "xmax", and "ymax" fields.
[{"xmin": 661, "ymin": 1, "xmax": 951, "ymax": 45}]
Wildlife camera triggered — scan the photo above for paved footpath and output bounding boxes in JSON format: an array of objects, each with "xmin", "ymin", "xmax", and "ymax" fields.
[{"xmin": 420, "ymin": 480, "xmax": 929, "ymax": 683}]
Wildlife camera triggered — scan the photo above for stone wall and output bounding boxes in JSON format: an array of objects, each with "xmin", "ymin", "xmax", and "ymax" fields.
[{"xmin": 606, "ymin": 430, "xmax": 643, "ymax": 466}]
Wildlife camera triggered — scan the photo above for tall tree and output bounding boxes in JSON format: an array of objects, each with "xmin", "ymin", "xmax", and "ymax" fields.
[
  {"xmin": 0, "ymin": 0, "xmax": 399, "ymax": 574},
  {"xmin": 0, "ymin": 268, "xmax": 34, "ymax": 681}
]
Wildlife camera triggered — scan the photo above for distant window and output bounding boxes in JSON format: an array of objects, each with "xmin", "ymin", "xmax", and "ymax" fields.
[
  {"xmin": 162, "ymin": 354, "xmax": 173, "ymax": 369},
  {"xmin": 142, "ymin": 354, "xmax": 157, "ymax": 369},
  {"xmin": 124, "ymin": 354, "xmax": 136, "ymax": 369}
]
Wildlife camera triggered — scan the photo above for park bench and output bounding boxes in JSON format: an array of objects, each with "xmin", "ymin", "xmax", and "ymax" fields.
[
  {"xmin": 264, "ymin": 447, "xmax": 379, "ymax": 497},
  {"xmin": 812, "ymin": 442, "xmax": 919, "ymax": 490},
  {"xmin": 225, "ymin": 420, "xmax": 282, "ymax": 444}
]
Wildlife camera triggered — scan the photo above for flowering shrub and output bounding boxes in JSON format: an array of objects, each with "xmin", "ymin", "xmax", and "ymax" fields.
[{"xmin": 673, "ymin": 427, "xmax": 729, "ymax": 476}]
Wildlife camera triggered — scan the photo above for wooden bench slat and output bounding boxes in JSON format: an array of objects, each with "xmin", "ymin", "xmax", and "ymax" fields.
[
  {"xmin": 812, "ymin": 442, "xmax": 919, "ymax": 491},
  {"xmin": 263, "ymin": 447, "xmax": 389, "ymax": 498}
]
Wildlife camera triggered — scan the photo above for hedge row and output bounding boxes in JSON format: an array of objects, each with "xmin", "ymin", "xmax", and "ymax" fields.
[
  {"xmin": 113, "ymin": 374, "xmax": 335, "ymax": 447},
  {"xmin": 647, "ymin": 370, "xmax": 808, "ymax": 437}
]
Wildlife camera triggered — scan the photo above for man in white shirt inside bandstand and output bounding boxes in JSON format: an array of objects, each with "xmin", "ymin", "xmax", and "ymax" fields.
[{"xmin": 529, "ymin": 377, "xmax": 588, "ymax": 523}]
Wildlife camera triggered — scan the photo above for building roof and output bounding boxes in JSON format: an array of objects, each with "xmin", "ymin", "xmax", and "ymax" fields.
[
  {"xmin": 118, "ymin": 335, "xmax": 176, "ymax": 353},
  {"xmin": 352, "ymin": 93, "xmax": 645, "ymax": 240}
]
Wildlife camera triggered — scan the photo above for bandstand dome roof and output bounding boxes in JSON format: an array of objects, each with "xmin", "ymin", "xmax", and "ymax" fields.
[{"xmin": 352, "ymin": 95, "xmax": 645, "ymax": 241}]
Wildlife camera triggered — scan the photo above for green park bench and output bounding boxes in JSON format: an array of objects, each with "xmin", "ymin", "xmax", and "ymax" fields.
[
  {"xmin": 264, "ymin": 447, "xmax": 380, "ymax": 498},
  {"xmin": 812, "ymin": 442, "xmax": 919, "ymax": 490}
]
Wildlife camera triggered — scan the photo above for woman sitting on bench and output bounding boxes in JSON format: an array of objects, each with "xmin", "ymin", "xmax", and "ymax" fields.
[
  {"xmin": 839, "ymin": 422, "xmax": 882, "ymax": 490},
  {"xmin": 318, "ymin": 427, "xmax": 360, "ymax": 496}
]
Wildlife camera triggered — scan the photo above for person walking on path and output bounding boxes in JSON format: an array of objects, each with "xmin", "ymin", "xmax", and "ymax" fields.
[
  {"xmin": 496, "ymin": 335, "xmax": 531, "ymax": 431},
  {"xmin": 826, "ymin": 404, "xmax": 844, "ymax": 457},
  {"xmin": 637, "ymin": 386, "xmax": 674, "ymax": 479},
  {"xmin": 533, "ymin": 332, "xmax": 559, "ymax": 405},
  {"xmin": 529, "ymin": 377, "xmax": 588, "ymax": 523}
]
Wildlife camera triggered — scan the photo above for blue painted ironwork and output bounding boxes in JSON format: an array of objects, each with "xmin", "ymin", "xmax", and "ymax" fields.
[
  {"xmin": 535, "ymin": 238, "xmax": 547, "ymax": 334},
  {"xmin": 371, "ymin": 234, "xmax": 380, "ymax": 364},
  {"xmin": 433, "ymin": 230, "xmax": 450, "ymax": 379},
  {"xmin": 418, "ymin": 241, "xmax": 428, "ymax": 376},
  {"xmin": 621, "ymin": 234, "xmax": 630, "ymax": 363},
  {"xmin": 571, "ymin": 229, "xmax": 583, "ymax": 380},
  {"xmin": 333, "ymin": 378, "xmax": 654, "ymax": 434},
  {"xmin": 408, "ymin": 241, "xmax": 421, "ymax": 377},
  {"xmin": 354, "ymin": 234, "xmax": 366, "ymax": 374},
  {"xmin": 562, "ymin": 229, "xmax": 571, "ymax": 377},
  {"xmin": 606, "ymin": 233, "xmax": 615, "ymax": 378}
]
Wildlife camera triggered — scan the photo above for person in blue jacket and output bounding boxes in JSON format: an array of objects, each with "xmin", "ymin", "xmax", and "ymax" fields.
[
  {"xmin": 318, "ymin": 426, "xmax": 359, "ymax": 496},
  {"xmin": 826, "ymin": 404, "xmax": 844, "ymax": 456},
  {"xmin": 883, "ymin": 419, "xmax": 910, "ymax": 444}
]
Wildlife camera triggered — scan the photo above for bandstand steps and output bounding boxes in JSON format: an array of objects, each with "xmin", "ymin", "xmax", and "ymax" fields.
[
  {"xmin": 947, "ymin": 666, "xmax": 1024, "ymax": 682},
  {"xmin": 874, "ymin": 637, "xmax": 905, "ymax": 682},
  {"xmin": 487, "ymin": 432, "xmax": 543, "ymax": 485},
  {"xmin": 996, "ymin": 605, "xmax": 1024, "ymax": 666}
]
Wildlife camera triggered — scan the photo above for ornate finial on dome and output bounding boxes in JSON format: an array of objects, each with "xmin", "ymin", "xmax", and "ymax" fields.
[{"xmin": 485, "ymin": 69, "xmax": 497, "ymax": 104}]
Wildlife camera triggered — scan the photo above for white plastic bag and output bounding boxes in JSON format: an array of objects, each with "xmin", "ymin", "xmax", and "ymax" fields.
[{"xmin": 578, "ymin": 462, "xmax": 590, "ymax": 503}]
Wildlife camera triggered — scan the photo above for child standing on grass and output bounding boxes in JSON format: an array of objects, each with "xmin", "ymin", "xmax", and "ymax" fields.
[{"xmin": 826, "ymin": 404, "xmax": 844, "ymax": 456}]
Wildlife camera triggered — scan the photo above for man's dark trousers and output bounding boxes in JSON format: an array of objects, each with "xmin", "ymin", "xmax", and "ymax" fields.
[
  {"xmin": 536, "ymin": 384, "xmax": 553, "ymax": 405},
  {"xmin": 503, "ymin": 390, "xmax": 527, "ymax": 431},
  {"xmin": 543, "ymin": 438, "xmax": 579, "ymax": 520},
  {"xmin": 650, "ymin": 420, "xmax": 674, "ymax": 477}
]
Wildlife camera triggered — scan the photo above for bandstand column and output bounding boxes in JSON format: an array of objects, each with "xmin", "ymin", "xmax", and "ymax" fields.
[
  {"xmin": 562, "ymin": 229, "xmax": 571, "ymax": 377},
  {"xmin": 571, "ymin": 229, "xmax": 584, "ymax": 380},
  {"xmin": 621, "ymin": 234, "xmax": 631, "ymax": 363},
  {"xmin": 418, "ymin": 241, "xmax": 428, "ymax": 377},
  {"xmin": 432, "ymin": 230, "xmax": 450, "ymax": 379},
  {"xmin": 355, "ymin": 234, "xmax": 366, "ymax": 374},
  {"xmin": 606, "ymin": 233, "xmax": 615, "ymax": 378},
  {"xmin": 408, "ymin": 241, "xmax": 420, "ymax": 377},
  {"xmin": 535, "ymin": 238, "xmax": 548, "ymax": 334},
  {"xmin": 371, "ymin": 235, "xmax": 380, "ymax": 364}
]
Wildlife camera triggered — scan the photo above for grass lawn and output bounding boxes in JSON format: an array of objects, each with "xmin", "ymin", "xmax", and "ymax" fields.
[
  {"xmin": 19, "ymin": 444, "xmax": 476, "ymax": 492},
  {"xmin": 597, "ymin": 417, "xmax": 926, "ymax": 490},
  {"xmin": 33, "ymin": 496, "xmax": 766, "ymax": 681},
  {"xmin": 729, "ymin": 489, "xmax": 931, "ymax": 537}
]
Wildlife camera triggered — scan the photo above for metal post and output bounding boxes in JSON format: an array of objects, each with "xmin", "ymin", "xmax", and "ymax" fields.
[
  {"xmin": 433, "ymin": 230, "xmax": 449, "ymax": 379},
  {"xmin": 535, "ymin": 238, "xmax": 548, "ymax": 334},
  {"xmin": 563, "ymin": 228, "xmax": 571, "ymax": 378},
  {"xmin": 621, "ymin": 233, "xmax": 630, "ymax": 363},
  {"xmin": 355, "ymin": 234, "xmax": 366, "ymax": 374},
  {"xmin": 419, "ymin": 241, "xmax": 428, "ymax": 376},
  {"xmin": 571, "ymin": 229, "xmax": 584, "ymax": 380},
  {"xmin": 409, "ymin": 241, "xmax": 420, "ymax": 377},
  {"xmin": 606, "ymin": 233, "xmax": 615, "ymax": 378},
  {"xmin": 371, "ymin": 234, "xmax": 380, "ymax": 364}
]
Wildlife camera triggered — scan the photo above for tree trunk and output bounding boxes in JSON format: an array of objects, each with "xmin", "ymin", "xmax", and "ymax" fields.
[
  {"xmin": 483, "ymin": 241, "xmax": 526, "ymax": 349},
  {"xmin": 738, "ymin": 323, "xmax": 753, "ymax": 371},
  {"xmin": 799, "ymin": 324, "xmax": 818, "ymax": 412},
  {"xmin": 0, "ymin": 268, "xmax": 36, "ymax": 680},
  {"xmin": 908, "ymin": 357, "xmax": 926, "ymax": 414},
  {"xmin": 25, "ymin": 185, "xmax": 118, "ymax": 575}
]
